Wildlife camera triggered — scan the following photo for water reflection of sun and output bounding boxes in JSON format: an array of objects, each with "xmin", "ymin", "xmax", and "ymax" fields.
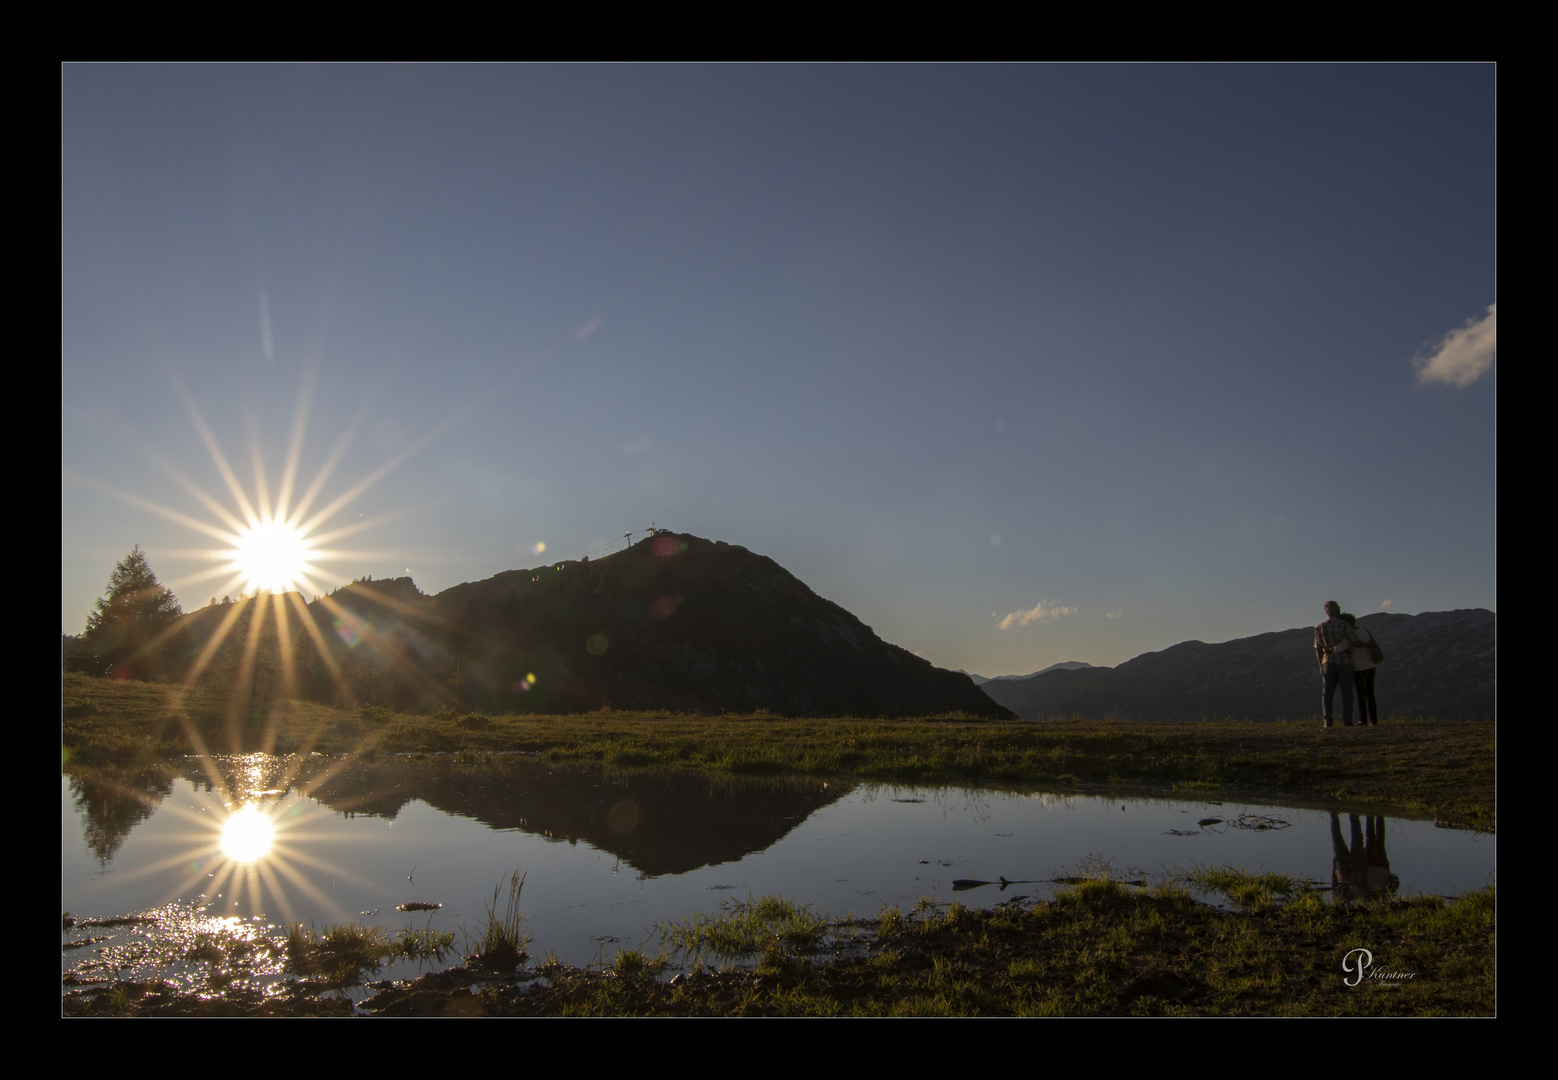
[
  {"xmin": 145, "ymin": 756, "xmax": 373, "ymax": 926},
  {"xmin": 221, "ymin": 803, "xmax": 276, "ymax": 863}
]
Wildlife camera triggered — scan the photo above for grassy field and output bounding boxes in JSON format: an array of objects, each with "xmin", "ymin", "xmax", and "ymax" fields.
[{"xmin": 62, "ymin": 672, "xmax": 1495, "ymax": 829}]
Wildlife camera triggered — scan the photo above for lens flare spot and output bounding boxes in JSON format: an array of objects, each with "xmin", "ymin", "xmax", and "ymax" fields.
[
  {"xmin": 333, "ymin": 616, "xmax": 364, "ymax": 648},
  {"xmin": 607, "ymin": 799, "xmax": 642, "ymax": 835},
  {"xmin": 650, "ymin": 596, "xmax": 678, "ymax": 620},
  {"xmin": 220, "ymin": 804, "xmax": 275, "ymax": 864},
  {"xmin": 511, "ymin": 672, "xmax": 538, "ymax": 693},
  {"xmin": 585, "ymin": 634, "xmax": 610, "ymax": 656},
  {"xmin": 533, "ymin": 541, "xmax": 547, "ymax": 555},
  {"xmin": 651, "ymin": 535, "xmax": 677, "ymax": 557}
]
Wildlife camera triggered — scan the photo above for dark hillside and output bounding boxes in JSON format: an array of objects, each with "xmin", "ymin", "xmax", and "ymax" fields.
[
  {"xmin": 161, "ymin": 535, "xmax": 1010, "ymax": 719},
  {"xmin": 425, "ymin": 534, "xmax": 1008, "ymax": 717}
]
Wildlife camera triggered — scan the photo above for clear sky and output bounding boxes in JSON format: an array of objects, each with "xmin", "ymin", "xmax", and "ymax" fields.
[{"xmin": 62, "ymin": 64, "xmax": 1496, "ymax": 676}]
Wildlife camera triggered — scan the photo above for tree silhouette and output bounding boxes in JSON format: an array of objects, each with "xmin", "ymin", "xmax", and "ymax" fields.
[{"xmin": 81, "ymin": 546, "xmax": 183, "ymax": 680}]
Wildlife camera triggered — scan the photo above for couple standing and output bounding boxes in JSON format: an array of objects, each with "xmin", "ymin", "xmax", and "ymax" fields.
[{"xmin": 1314, "ymin": 601, "xmax": 1381, "ymax": 728}]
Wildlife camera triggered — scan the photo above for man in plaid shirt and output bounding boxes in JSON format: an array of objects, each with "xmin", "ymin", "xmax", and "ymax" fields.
[{"xmin": 1314, "ymin": 600, "xmax": 1359, "ymax": 728}]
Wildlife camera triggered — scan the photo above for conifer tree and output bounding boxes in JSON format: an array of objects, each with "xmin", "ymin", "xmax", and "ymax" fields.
[{"xmin": 81, "ymin": 546, "xmax": 183, "ymax": 679}]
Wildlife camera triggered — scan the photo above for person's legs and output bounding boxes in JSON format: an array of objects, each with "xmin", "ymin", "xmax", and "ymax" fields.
[
  {"xmin": 1355, "ymin": 669, "xmax": 1377, "ymax": 725},
  {"xmin": 1323, "ymin": 665, "xmax": 1341, "ymax": 726}
]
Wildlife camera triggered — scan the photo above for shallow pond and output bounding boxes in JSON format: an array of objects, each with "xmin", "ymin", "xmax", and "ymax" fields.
[{"xmin": 63, "ymin": 754, "xmax": 1494, "ymax": 995}]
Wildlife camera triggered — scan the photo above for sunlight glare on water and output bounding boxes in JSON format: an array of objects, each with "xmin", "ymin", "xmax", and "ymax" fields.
[{"xmin": 220, "ymin": 803, "xmax": 276, "ymax": 863}]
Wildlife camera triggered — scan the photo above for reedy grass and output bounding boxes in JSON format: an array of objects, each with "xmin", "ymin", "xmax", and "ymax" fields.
[{"xmin": 468, "ymin": 869, "xmax": 530, "ymax": 969}]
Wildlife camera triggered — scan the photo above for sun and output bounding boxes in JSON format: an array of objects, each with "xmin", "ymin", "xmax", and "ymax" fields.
[{"xmin": 232, "ymin": 517, "xmax": 317, "ymax": 595}]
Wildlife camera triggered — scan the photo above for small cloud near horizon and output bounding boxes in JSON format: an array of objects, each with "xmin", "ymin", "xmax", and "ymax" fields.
[
  {"xmin": 577, "ymin": 316, "xmax": 603, "ymax": 340},
  {"xmin": 1380, "ymin": 598, "xmax": 1393, "ymax": 608},
  {"xmin": 1414, "ymin": 304, "xmax": 1496, "ymax": 388},
  {"xmin": 997, "ymin": 600, "xmax": 1077, "ymax": 630},
  {"xmin": 1105, "ymin": 610, "xmax": 1123, "ymax": 620}
]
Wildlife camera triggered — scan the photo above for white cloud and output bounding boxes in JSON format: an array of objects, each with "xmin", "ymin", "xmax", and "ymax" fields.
[
  {"xmin": 1414, "ymin": 304, "xmax": 1496, "ymax": 388},
  {"xmin": 1105, "ymin": 610, "xmax": 1124, "ymax": 620},
  {"xmin": 1380, "ymin": 598, "xmax": 1393, "ymax": 608},
  {"xmin": 997, "ymin": 600, "xmax": 1077, "ymax": 630}
]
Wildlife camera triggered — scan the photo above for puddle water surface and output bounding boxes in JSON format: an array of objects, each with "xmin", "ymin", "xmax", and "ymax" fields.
[{"xmin": 63, "ymin": 754, "xmax": 1494, "ymax": 993}]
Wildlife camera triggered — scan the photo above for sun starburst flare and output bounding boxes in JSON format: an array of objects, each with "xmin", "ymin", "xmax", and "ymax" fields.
[{"xmin": 66, "ymin": 362, "xmax": 457, "ymax": 717}]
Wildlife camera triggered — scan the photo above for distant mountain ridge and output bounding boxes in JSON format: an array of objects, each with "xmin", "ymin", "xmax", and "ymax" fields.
[
  {"xmin": 977, "ymin": 609, "xmax": 1494, "ymax": 721},
  {"xmin": 963, "ymin": 661, "xmax": 1094, "ymax": 685}
]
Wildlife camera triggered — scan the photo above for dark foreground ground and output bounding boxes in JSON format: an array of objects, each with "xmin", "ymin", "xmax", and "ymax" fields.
[{"xmin": 64, "ymin": 874, "xmax": 1493, "ymax": 1017}]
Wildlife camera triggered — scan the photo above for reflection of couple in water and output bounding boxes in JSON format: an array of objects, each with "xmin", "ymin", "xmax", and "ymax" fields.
[{"xmin": 1330, "ymin": 813, "xmax": 1399, "ymax": 903}]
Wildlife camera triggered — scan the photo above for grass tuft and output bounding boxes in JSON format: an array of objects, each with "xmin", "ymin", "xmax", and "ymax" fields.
[
  {"xmin": 655, "ymin": 894, "xmax": 830, "ymax": 963},
  {"xmin": 1174, "ymin": 864, "xmax": 1305, "ymax": 909},
  {"xmin": 284, "ymin": 920, "xmax": 400, "ymax": 986},
  {"xmin": 397, "ymin": 921, "xmax": 458, "ymax": 964},
  {"xmin": 470, "ymin": 869, "xmax": 530, "ymax": 969},
  {"xmin": 610, "ymin": 946, "xmax": 668, "ymax": 976},
  {"xmin": 877, "ymin": 904, "xmax": 908, "ymax": 937}
]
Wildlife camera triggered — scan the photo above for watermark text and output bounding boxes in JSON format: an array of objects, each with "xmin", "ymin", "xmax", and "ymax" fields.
[{"xmin": 1342, "ymin": 947, "xmax": 1417, "ymax": 987}]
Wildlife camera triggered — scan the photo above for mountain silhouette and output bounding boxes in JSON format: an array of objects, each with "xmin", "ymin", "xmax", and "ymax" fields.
[
  {"xmin": 171, "ymin": 533, "xmax": 1012, "ymax": 719},
  {"xmin": 978, "ymin": 609, "xmax": 1494, "ymax": 721}
]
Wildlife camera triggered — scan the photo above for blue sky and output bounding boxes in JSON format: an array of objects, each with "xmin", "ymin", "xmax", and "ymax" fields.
[{"xmin": 62, "ymin": 64, "xmax": 1496, "ymax": 676}]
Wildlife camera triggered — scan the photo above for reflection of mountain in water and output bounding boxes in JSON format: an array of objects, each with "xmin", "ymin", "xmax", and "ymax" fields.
[{"xmin": 181, "ymin": 756, "xmax": 850, "ymax": 878}]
